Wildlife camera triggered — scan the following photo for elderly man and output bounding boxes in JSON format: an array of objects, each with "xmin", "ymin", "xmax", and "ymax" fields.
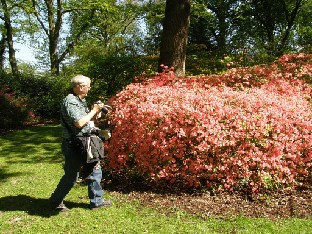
[{"xmin": 49, "ymin": 75, "xmax": 112, "ymax": 211}]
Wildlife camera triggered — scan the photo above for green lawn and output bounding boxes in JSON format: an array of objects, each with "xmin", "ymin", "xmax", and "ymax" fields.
[{"xmin": 0, "ymin": 124, "xmax": 311, "ymax": 234}]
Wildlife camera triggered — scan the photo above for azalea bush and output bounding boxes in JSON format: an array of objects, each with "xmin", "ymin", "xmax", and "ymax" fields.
[
  {"xmin": 0, "ymin": 84, "xmax": 35, "ymax": 129},
  {"xmin": 104, "ymin": 54, "xmax": 312, "ymax": 193}
]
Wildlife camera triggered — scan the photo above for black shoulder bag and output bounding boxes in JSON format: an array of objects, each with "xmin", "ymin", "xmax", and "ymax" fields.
[{"xmin": 61, "ymin": 114, "xmax": 105, "ymax": 163}]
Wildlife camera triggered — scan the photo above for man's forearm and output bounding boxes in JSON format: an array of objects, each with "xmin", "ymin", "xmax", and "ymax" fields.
[{"xmin": 74, "ymin": 110, "xmax": 97, "ymax": 129}]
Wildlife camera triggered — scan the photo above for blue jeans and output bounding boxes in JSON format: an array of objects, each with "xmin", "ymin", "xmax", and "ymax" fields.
[{"xmin": 50, "ymin": 139, "xmax": 104, "ymax": 207}]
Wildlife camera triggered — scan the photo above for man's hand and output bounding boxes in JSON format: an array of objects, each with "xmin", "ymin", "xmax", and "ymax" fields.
[
  {"xmin": 92, "ymin": 102, "xmax": 104, "ymax": 113},
  {"xmin": 74, "ymin": 102, "xmax": 106, "ymax": 129}
]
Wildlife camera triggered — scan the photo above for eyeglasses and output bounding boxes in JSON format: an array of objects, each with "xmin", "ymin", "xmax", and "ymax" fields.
[{"xmin": 80, "ymin": 84, "xmax": 91, "ymax": 89}]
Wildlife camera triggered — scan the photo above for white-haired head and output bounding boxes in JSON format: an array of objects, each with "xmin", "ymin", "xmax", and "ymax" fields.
[{"xmin": 71, "ymin": 75, "xmax": 91, "ymax": 88}]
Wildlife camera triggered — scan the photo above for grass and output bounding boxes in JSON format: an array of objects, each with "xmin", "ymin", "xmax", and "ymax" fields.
[{"xmin": 0, "ymin": 124, "xmax": 312, "ymax": 234}]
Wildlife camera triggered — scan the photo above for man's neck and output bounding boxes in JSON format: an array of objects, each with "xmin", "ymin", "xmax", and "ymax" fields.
[{"xmin": 72, "ymin": 90, "xmax": 85, "ymax": 99}]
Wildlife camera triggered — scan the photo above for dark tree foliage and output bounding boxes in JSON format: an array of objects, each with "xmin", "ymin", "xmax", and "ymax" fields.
[
  {"xmin": 248, "ymin": 0, "xmax": 304, "ymax": 57},
  {"xmin": 189, "ymin": 0, "xmax": 308, "ymax": 63}
]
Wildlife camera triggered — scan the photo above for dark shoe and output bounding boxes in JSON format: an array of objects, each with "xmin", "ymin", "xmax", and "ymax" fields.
[
  {"xmin": 90, "ymin": 200, "xmax": 112, "ymax": 210},
  {"xmin": 50, "ymin": 201, "xmax": 69, "ymax": 212}
]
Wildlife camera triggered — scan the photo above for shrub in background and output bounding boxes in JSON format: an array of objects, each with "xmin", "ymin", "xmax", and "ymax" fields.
[
  {"xmin": 2, "ymin": 72, "xmax": 70, "ymax": 120},
  {"xmin": 185, "ymin": 47, "xmax": 237, "ymax": 76},
  {"xmin": 69, "ymin": 52, "xmax": 158, "ymax": 100},
  {"xmin": 0, "ymin": 84, "xmax": 32, "ymax": 129},
  {"xmin": 22, "ymin": 74, "xmax": 69, "ymax": 119},
  {"xmin": 105, "ymin": 53, "xmax": 312, "ymax": 193}
]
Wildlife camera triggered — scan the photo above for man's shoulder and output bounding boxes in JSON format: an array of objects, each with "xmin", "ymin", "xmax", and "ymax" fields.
[
  {"xmin": 63, "ymin": 93, "xmax": 75, "ymax": 101},
  {"xmin": 63, "ymin": 94, "xmax": 80, "ymax": 105}
]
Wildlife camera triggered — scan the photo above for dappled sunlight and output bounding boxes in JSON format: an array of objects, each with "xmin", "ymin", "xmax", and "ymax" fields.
[
  {"xmin": 0, "ymin": 125, "xmax": 63, "ymax": 165},
  {"xmin": 0, "ymin": 168, "xmax": 24, "ymax": 183}
]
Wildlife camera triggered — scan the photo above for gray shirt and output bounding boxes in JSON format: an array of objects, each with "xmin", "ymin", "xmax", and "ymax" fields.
[{"xmin": 61, "ymin": 93, "xmax": 91, "ymax": 139}]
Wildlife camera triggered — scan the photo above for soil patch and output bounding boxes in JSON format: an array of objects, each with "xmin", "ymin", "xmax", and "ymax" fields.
[
  {"xmin": 113, "ymin": 188, "xmax": 312, "ymax": 220},
  {"xmin": 105, "ymin": 177, "xmax": 312, "ymax": 220}
]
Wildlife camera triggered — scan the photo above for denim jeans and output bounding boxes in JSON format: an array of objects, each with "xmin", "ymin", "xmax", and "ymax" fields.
[{"xmin": 50, "ymin": 139, "xmax": 104, "ymax": 207}]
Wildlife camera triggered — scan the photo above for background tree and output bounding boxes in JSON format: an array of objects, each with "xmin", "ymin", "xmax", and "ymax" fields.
[
  {"xmin": 295, "ymin": 0, "xmax": 312, "ymax": 53},
  {"xmin": 27, "ymin": 0, "xmax": 106, "ymax": 74},
  {"xmin": 237, "ymin": 0, "xmax": 306, "ymax": 61},
  {"xmin": 71, "ymin": 0, "xmax": 143, "ymax": 57},
  {"xmin": 188, "ymin": 2, "xmax": 213, "ymax": 51},
  {"xmin": 207, "ymin": 0, "xmax": 237, "ymax": 56},
  {"xmin": 141, "ymin": 0, "xmax": 165, "ymax": 55},
  {"xmin": 0, "ymin": 0, "xmax": 310, "ymax": 78},
  {"xmin": 188, "ymin": 0, "xmax": 308, "ymax": 64},
  {"xmin": 189, "ymin": 0, "xmax": 239, "ymax": 57},
  {"xmin": 0, "ymin": 33, "xmax": 6, "ymax": 70},
  {"xmin": 158, "ymin": 0, "xmax": 191, "ymax": 76},
  {"xmin": 65, "ymin": 0, "xmax": 147, "ymax": 97},
  {"xmin": 0, "ymin": 0, "xmax": 18, "ymax": 75}
]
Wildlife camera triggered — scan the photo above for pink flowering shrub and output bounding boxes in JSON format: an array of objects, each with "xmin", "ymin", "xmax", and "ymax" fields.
[
  {"xmin": 105, "ymin": 54, "xmax": 312, "ymax": 193},
  {"xmin": 0, "ymin": 84, "xmax": 36, "ymax": 129}
]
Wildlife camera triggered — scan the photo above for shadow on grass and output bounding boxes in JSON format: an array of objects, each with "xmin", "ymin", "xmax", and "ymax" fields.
[
  {"xmin": 0, "ymin": 195, "xmax": 89, "ymax": 217},
  {"xmin": 0, "ymin": 168, "xmax": 23, "ymax": 183},
  {"xmin": 0, "ymin": 124, "xmax": 63, "ymax": 165}
]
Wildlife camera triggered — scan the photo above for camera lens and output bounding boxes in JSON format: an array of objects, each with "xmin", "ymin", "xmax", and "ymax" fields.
[{"xmin": 101, "ymin": 107, "xmax": 109, "ymax": 114}]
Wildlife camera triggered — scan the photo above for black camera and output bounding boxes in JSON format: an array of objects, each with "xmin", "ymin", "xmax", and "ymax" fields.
[{"xmin": 94, "ymin": 100, "xmax": 111, "ymax": 114}]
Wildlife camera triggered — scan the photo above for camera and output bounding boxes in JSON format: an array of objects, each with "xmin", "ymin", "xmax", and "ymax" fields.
[{"xmin": 94, "ymin": 100, "xmax": 111, "ymax": 114}]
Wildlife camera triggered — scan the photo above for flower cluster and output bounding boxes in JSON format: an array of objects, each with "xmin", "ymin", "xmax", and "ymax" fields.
[{"xmin": 104, "ymin": 54, "xmax": 312, "ymax": 193}]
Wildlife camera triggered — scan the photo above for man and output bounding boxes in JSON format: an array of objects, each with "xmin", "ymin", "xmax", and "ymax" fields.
[{"xmin": 49, "ymin": 75, "xmax": 112, "ymax": 211}]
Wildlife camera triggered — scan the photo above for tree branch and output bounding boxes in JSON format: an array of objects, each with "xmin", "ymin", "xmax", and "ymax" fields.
[
  {"xmin": 31, "ymin": 0, "xmax": 48, "ymax": 35},
  {"xmin": 58, "ymin": 9, "xmax": 96, "ymax": 63}
]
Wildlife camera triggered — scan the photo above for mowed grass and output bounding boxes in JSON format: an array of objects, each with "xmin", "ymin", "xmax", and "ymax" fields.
[{"xmin": 0, "ymin": 124, "xmax": 311, "ymax": 234}]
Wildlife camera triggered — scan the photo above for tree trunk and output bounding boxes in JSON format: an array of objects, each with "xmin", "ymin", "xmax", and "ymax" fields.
[
  {"xmin": 251, "ymin": 0, "xmax": 304, "ymax": 58},
  {"xmin": 207, "ymin": 0, "xmax": 229, "ymax": 57},
  {"xmin": 1, "ymin": 0, "xmax": 19, "ymax": 76},
  {"xmin": 46, "ymin": 0, "xmax": 61, "ymax": 75},
  {"xmin": 158, "ymin": 0, "xmax": 191, "ymax": 76},
  {"xmin": 31, "ymin": 0, "xmax": 96, "ymax": 75},
  {"xmin": 276, "ymin": 0, "xmax": 303, "ymax": 56},
  {"xmin": 216, "ymin": 8, "xmax": 227, "ymax": 56},
  {"xmin": 0, "ymin": 35, "xmax": 6, "ymax": 70}
]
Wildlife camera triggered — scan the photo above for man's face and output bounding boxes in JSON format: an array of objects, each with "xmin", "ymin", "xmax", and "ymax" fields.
[{"xmin": 78, "ymin": 82, "xmax": 91, "ymax": 98}]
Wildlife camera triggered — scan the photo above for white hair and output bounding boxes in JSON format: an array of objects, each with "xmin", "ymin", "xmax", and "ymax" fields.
[{"xmin": 71, "ymin": 75, "xmax": 91, "ymax": 88}]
